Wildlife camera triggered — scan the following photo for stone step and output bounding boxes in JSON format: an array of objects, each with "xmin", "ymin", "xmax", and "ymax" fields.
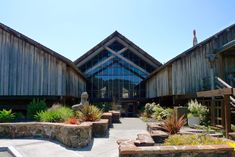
[{"xmin": 134, "ymin": 133, "xmax": 155, "ymax": 146}]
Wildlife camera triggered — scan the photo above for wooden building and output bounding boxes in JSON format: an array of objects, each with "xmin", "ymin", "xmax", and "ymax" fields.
[
  {"xmin": 1, "ymin": 21, "xmax": 235, "ymax": 115},
  {"xmin": 74, "ymin": 31, "xmax": 162, "ymax": 116},
  {"xmin": 145, "ymin": 23, "xmax": 235, "ymax": 104},
  {"xmin": 0, "ymin": 23, "xmax": 86, "ymax": 108}
]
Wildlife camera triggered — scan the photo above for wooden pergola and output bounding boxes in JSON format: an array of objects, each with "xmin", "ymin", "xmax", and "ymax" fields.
[{"xmin": 197, "ymin": 87, "xmax": 235, "ymax": 137}]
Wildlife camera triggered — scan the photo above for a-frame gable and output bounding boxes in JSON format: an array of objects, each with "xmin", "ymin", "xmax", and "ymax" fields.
[{"xmin": 74, "ymin": 31, "xmax": 162, "ymax": 76}]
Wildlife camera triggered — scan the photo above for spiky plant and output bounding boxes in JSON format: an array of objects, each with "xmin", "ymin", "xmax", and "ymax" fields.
[
  {"xmin": 78, "ymin": 104, "xmax": 103, "ymax": 122},
  {"xmin": 160, "ymin": 111, "xmax": 186, "ymax": 135}
]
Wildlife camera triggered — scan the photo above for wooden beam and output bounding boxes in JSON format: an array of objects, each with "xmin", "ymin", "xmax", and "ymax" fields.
[
  {"xmin": 216, "ymin": 77, "xmax": 232, "ymax": 88},
  {"xmin": 197, "ymin": 88, "xmax": 233, "ymax": 97},
  {"xmin": 105, "ymin": 46, "xmax": 149, "ymax": 75},
  {"xmin": 85, "ymin": 47, "xmax": 128, "ymax": 74},
  {"xmin": 116, "ymin": 37, "xmax": 159, "ymax": 68},
  {"xmin": 230, "ymin": 96, "xmax": 235, "ymax": 103},
  {"xmin": 211, "ymin": 100, "xmax": 216, "ymax": 126}
]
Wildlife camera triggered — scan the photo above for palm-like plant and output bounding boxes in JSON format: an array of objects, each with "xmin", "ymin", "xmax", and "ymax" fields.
[
  {"xmin": 0, "ymin": 109, "xmax": 16, "ymax": 122},
  {"xmin": 77, "ymin": 104, "xmax": 103, "ymax": 122},
  {"xmin": 160, "ymin": 111, "xmax": 186, "ymax": 135}
]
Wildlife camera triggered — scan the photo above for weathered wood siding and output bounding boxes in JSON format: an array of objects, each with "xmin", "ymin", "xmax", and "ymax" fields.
[
  {"xmin": 147, "ymin": 24, "xmax": 235, "ymax": 98},
  {"xmin": 171, "ymin": 46, "xmax": 211, "ymax": 95},
  {"xmin": 0, "ymin": 27, "xmax": 86, "ymax": 97},
  {"xmin": 146, "ymin": 68, "xmax": 170, "ymax": 97}
]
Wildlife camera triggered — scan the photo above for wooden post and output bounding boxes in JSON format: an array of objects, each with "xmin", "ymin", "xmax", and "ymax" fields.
[
  {"xmin": 224, "ymin": 94, "xmax": 231, "ymax": 138},
  {"xmin": 211, "ymin": 99, "xmax": 216, "ymax": 126},
  {"xmin": 221, "ymin": 100, "xmax": 225, "ymax": 129}
]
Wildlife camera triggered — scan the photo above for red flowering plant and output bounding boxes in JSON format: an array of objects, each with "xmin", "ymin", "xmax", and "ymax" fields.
[{"xmin": 65, "ymin": 117, "xmax": 80, "ymax": 125}]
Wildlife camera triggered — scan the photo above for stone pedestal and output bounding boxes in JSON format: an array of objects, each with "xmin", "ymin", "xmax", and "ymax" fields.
[
  {"xmin": 134, "ymin": 133, "xmax": 154, "ymax": 146},
  {"xmin": 110, "ymin": 111, "xmax": 120, "ymax": 123},
  {"xmin": 89, "ymin": 119, "xmax": 109, "ymax": 137},
  {"xmin": 174, "ymin": 106, "xmax": 188, "ymax": 120},
  {"xmin": 101, "ymin": 112, "xmax": 113, "ymax": 126}
]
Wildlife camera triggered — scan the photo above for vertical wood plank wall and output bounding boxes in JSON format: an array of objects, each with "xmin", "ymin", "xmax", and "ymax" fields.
[
  {"xmin": 0, "ymin": 28, "xmax": 86, "ymax": 98},
  {"xmin": 146, "ymin": 25, "xmax": 235, "ymax": 98}
]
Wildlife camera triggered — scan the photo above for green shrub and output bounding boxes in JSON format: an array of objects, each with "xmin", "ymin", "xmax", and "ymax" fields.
[
  {"xmin": 0, "ymin": 109, "xmax": 16, "ymax": 122},
  {"xmin": 142, "ymin": 102, "xmax": 173, "ymax": 121},
  {"xmin": 77, "ymin": 104, "xmax": 103, "ymax": 122},
  {"xmin": 51, "ymin": 106, "xmax": 73, "ymax": 121},
  {"xmin": 153, "ymin": 106, "xmax": 173, "ymax": 121},
  {"xmin": 152, "ymin": 104, "xmax": 164, "ymax": 120},
  {"xmin": 35, "ymin": 106, "xmax": 73, "ymax": 122},
  {"xmin": 164, "ymin": 134, "xmax": 227, "ymax": 146},
  {"xmin": 27, "ymin": 99, "xmax": 48, "ymax": 120},
  {"xmin": 144, "ymin": 102, "xmax": 157, "ymax": 117},
  {"xmin": 187, "ymin": 99, "xmax": 209, "ymax": 121},
  {"xmin": 75, "ymin": 110, "xmax": 83, "ymax": 119},
  {"xmin": 232, "ymin": 124, "xmax": 235, "ymax": 132},
  {"xmin": 35, "ymin": 110, "xmax": 61, "ymax": 122},
  {"xmin": 93, "ymin": 102, "xmax": 112, "ymax": 112}
]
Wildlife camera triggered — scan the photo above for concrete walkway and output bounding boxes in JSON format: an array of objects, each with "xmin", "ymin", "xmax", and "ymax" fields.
[{"xmin": 0, "ymin": 118, "xmax": 147, "ymax": 157}]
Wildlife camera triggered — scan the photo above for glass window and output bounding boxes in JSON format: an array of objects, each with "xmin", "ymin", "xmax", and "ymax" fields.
[
  {"xmin": 121, "ymin": 49, "xmax": 155, "ymax": 73},
  {"xmin": 84, "ymin": 46, "xmax": 156, "ymax": 100},
  {"xmin": 80, "ymin": 49, "xmax": 112, "ymax": 73},
  {"xmin": 108, "ymin": 41, "xmax": 125, "ymax": 52}
]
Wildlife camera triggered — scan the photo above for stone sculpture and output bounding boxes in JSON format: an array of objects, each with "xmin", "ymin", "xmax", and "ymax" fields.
[{"xmin": 72, "ymin": 92, "xmax": 89, "ymax": 110}]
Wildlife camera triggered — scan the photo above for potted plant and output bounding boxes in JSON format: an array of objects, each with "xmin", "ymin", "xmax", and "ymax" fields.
[{"xmin": 187, "ymin": 99, "xmax": 208, "ymax": 127}]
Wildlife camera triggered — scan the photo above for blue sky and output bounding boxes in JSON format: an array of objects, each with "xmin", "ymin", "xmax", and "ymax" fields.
[{"xmin": 0, "ymin": 0, "xmax": 235, "ymax": 63}]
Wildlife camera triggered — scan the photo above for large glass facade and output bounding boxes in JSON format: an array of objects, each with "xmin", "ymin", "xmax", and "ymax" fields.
[{"xmin": 79, "ymin": 40, "xmax": 156, "ymax": 100}]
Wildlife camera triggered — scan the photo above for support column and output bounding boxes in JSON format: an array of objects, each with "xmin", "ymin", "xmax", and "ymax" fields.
[{"xmin": 224, "ymin": 94, "xmax": 231, "ymax": 138}]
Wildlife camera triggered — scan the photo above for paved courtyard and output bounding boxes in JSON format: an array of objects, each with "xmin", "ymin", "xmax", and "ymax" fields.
[{"xmin": 0, "ymin": 118, "xmax": 147, "ymax": 157}]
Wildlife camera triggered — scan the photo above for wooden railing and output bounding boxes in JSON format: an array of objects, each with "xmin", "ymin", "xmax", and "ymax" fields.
[
  {"xmin": 216, "ymin": 77, "xmax": 235, "ymax": 108},
  {"xmin": 197, "ymin": 77, "xmax": 234, "ymax": 137},
  {"xmin": 216, "ymin": 77, "xmax": 232, "ymax": 88}
]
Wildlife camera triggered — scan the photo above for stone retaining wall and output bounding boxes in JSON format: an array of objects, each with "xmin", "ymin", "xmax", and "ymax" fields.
[
  {"xmin": 0, "ymin": 122, "xmax": 92, "ymax": 148},
  {"xmin": 118, "ymin": 139, "xmax": 235, "ymax": 157}
]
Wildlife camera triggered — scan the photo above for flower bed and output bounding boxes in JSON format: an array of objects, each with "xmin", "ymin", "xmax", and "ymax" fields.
[
  {"xmin": 0, "ymin": 122, "xmax": 92, "ymax": 148},
  {"xmin": 118, "ymin": 139, "xmax": 234, "ymax": 157}
]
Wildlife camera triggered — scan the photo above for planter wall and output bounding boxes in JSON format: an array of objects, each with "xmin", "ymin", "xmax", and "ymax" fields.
[
  {"xmin": 89, "ymin": 119, "xmax": 109, "ymax": 137},
  {"xmin": 118, "ymin": 139, "xmax": 234, "ymax": 157},
  {"xmin": 110, "ymin": 111, "xmax": 120, "ymax": 123},
  {"xmin": 101, "ymin": 112, "xmax": 113, "ymax": 126},
  {"xmin": 0, "ymin": 122, "xmax": 92, "ymax": 148}
]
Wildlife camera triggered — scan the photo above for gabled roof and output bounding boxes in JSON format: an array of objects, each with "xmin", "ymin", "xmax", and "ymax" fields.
[
  {"xmin": 146, "ymin": 23, "xmax": 235, "ymax": 80},
  {"xmin": 74, "ymin": 31, "xmax": 162, "ymax": 67},
  {"xmin": 0, "ymin": 22, "xmax": 86, "ymax": 80}
]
